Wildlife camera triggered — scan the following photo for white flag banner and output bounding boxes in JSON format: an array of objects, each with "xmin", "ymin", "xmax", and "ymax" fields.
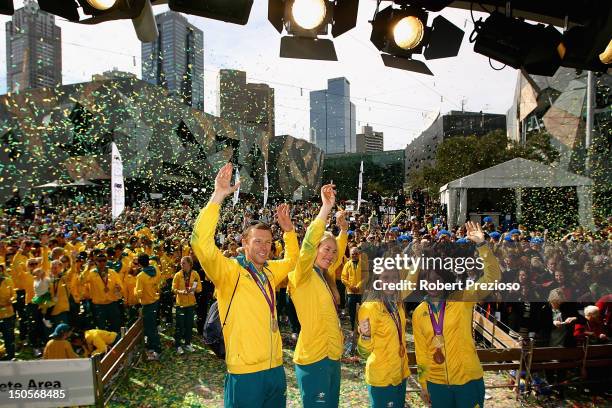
[
  {"xmin": 263, "ymin": 161, "xmax": 269, "ymax": 208},
  {"xmin": 232, "ymin": 168, "xmax": 240, "ymax": 208},
  {"xmin": 357, "ymin": 160, "xmax": 363, "ymax": 211},
  {"xmin": 111, "ymin": 142, "xmax": 125, "ymax": 220}
]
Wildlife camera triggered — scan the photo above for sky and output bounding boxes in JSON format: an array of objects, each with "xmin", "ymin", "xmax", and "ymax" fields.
[{"xmin": 0, "ymin": 0, "xmax": 519, "ymax": 151}]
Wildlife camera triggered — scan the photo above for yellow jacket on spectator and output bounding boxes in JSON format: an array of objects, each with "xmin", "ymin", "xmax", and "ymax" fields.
[
  {"xmin": 0, "ymin": 276, "xmax": 16, "ymax": 319},
  {"xmin": 342, "ymin": 255, "xmax": 366, "ymax": 294},
  {"xmin": 190, "ymin": 202, "xmax": 299, "ymax": 375},
  {"xmin": 160, "ymin": 253, "xmax": 178, "ymax": 282},
  {"xmin": 78, "ymin": 264, "xmax": 95, "ymax": 301},
  {"xmin": 287, "ymin": 218, "xmax": 347, "ymax": 365},
  {"xmin": 172, "ymin": 270, "xmax": 202, "ymax": 307},
  {"xmin": 122, "ymin": 274, "xmax": 138, "ymax": 306},
  {"xmin": 413, "ymin": 245, "xmax": 501, "ymax": 389},
  {"xmin": 49, "ymin": 274, "xmax": 70, "ymax": 316},
  {"xmin": 84, "ymin": 329, "xmax": 117, "ymax": 356},
  {"xmin": 43, "ymin": 339, "xmax": 78, "ymax": 359},
  {"xmin": 358, "ymin": 300, "xmax": 409, "ymax": 387},
  {"xmin": 135, "ymin": 266, "xmax": 160, "ymax": 305},
  {"xmin": 81, "ymin": 268, "xmax": 123, "ymax": 305}
]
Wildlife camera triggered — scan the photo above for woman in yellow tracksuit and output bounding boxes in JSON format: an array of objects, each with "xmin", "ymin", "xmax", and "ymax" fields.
[
  {"xmin": 172, "ymin": 256, "xmax": 202, "ymax": 354},
  {"xmin": 287, "ymin": 184, "xmax": 347, "ymax": 407},
  {"xmin": 0, "ymin": 267, "xmax": 16, "ymax": 360},
  {"xmin": 413, "ymin": 221, "xmax": 501, "ymax": 407}
]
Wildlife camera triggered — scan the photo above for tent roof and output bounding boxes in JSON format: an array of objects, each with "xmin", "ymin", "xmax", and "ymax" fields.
[{"xmin": 439, "ymin": 158, "xmax": 592, "ymax": 192}]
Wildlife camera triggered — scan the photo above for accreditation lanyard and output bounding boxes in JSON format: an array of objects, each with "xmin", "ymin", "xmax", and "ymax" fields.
[
  {"xmin": 314, "ymin": 266, "xmax": 339, "ymax": 314},
  {"xmin": 245, "ymin": 263, "xmax": 275, "ymax": 319},
  {"xmin": 384, "ymin": 299, "xmax": 405, "ymax": 356},
  {"xmin": 183, "ymin": 271, "xmax": 191, "ymax": 290},
  {"xmin": 97, "ymin": 268, "xmax": 110, "ymax": 292}
]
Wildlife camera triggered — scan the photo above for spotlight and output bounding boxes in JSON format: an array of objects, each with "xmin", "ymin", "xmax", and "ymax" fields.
[
  {"xmin": 471, "ymin": 11, "xmax": 563, "ymax": 76},
  {"xmin": 167, "ymin": 0, "xmax": 254, "ymax": 25},
  {"xmin": 86, "ymin": 0, "xmax": 117, "ymax": 11},
  {"xmin": 370, "ymin": 3, "xmax": 464, "ymax": 76},
  {"xmin": 268, "ymin": 0, "xmax": 359, "ymax": 61},
  {"xmin": 1, "ymin": 0, "xmax": 14, "ymax": 15}
]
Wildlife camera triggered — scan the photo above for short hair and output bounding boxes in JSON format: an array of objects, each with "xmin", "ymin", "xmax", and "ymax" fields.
[
  {"xmin": 584, "ymin": 305, "xmax": 599, "ymax": 317},
  {"xmin": 181, "ymin": 256, "xmax": 193, "ymax": 266},
  {"xmin": 548, "ymin": 288, "xmax": 566, "ymax": 304},
  {"xmin": 242, "ymin": 223, "xmax": 272, "ymax": 240},
  {"xmin": 137, "ymin": 254, "xmax": 150, "ymax": 267}
]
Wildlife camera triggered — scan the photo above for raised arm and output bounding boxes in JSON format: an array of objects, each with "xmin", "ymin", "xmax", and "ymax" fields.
[
  {"xmin": 190, "ymin": 163, "xmax": 241, "ymax": 289},
  {"xmin": 268, "ymin": 203, "xmax": 299, "ymax": 284},
  {"xmin": 290, "ymin": 185, "xmax": 336, "ymax": 286}
]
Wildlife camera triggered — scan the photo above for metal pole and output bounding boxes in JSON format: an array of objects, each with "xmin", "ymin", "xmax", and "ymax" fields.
[{"xmin": 585, "ymin": 70, "xmax": 595, "ymax": 172}]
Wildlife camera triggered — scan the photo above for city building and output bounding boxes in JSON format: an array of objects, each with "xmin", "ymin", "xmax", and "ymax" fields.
[
  {"xmin": 92, "ymin": 68, "xmax": 137, "ymax": 81},
  {"xmin": 404, "ymin": 110, "xmax": 506, "ymax": 179},
  {"xmin": 5, "ymin": 0, "xmax": 62, "ymax": 91},
  {"xmin": 310, "ymin": 77, "xmax": 357, "ymax": 154},
  {"xmin": 356, "ymin": 125, "xmax": 384, "ymax": 153},
  {"xmin": 219, "ymin": 69, "xmax": 275, "ymax": 136},
  {"xmin": 141, "ymin": 10, "xmax": 204, "ymax": 110}
]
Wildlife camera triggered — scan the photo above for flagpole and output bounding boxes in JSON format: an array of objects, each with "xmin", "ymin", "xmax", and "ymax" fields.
[
  {"xmin": 263, "ymin": 160, "xmax": 269, "ymax": 208},
  {"xmin": 232, "ymin": 167, "xmax": 240, "ymax": 208},
  {"xmin": 357, "ymin": 160, "xmax": 363, "ymax": 212},
  {"xmin": 111, "ymin": 142, "xmax": 125, "ymax": 220}
]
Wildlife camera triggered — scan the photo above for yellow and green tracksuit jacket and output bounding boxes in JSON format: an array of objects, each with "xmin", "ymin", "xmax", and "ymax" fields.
[
  {"xmin": 342, "ymin": 255, "xmax": 367, "ymax": 295},
  {"xmin": 413, "ymin": 245, "xmax": 501, "ymax": 389},
  {"xmin": 287, "ymin": 218, "xmax": 347, "ymax": 365},
  {"xmin": 357, "ymin": 300, "xmax": 410, "ymax": 387},
  {"xmin": 0, "ymin": 276, "xmax": 16, "ymax": 319},
  {"xmin": 172, "ymin": 270, "xmax": 202, "ymax": 307},
  {"xmin": 190, "ymin": 201, "xmax": 299, "ymax": 374}
]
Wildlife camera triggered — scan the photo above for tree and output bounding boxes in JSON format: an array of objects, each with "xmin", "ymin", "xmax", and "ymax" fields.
[{"xmin": 409, "ymin": 130, "xmax": 559, "ymax": 193}]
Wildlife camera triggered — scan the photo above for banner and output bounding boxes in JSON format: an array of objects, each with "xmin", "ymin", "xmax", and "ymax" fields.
[
  {"xmin": 232, "ymin": 168, "xmax": 240, "ymax": 208},
  {"xmin": 357, "ymin": 160, "xmax": 363, "ymax": 211},
  {"xmin": 263, "ymin": 161, "xmax": 269, "ymax": 208},
  {"xmin": 111, "ymin": 142, "xmax": 125, "ymax": 220},
  {"xmin": 0, "ymin": 359, "xmax": 96, "ymax": 407}
]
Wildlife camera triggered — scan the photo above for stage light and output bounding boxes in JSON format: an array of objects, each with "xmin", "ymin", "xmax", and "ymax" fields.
[
  {"xmin": 393, "ymin": 16, "xmax": 425, "ymax": 50},
  {"xmin": 268, "ymin": 0, "xmax": 358, "ymax": 61},
  {"xmin": 1, "ymin": 0, "xmax": 14, "ymax": 15},
  {"xmin": 291, "ymin": 0, "xmax": 326, "ymax": 30},
  {"xmin": 471, "ymin": 12, "xmax": 564, "ymax": 76},
  {"xmin": 166, "ymin": 0, "xmax": 254, "ymax": 25},
  {"xmin": 370, "ymin": 3, "xmax": 463, "ymax": 75},
  {"xmin": 86, "ymin": 0, "xmax": 117, "ymax": 11}
]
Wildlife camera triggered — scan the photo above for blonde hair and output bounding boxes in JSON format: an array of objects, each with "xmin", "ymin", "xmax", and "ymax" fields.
[
  {"xmin": 584, "ymin": 305, "xmax": 599, "ymax": 317},
  {"xmin": 548, "ymin": 288, "xmax": 565, "ymax": 304}
]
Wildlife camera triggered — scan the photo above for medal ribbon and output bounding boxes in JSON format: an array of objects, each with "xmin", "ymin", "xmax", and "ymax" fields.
[
  {"xmin": 383, "ymin": 298, "xmax": 404, "ymax": 354},
  {"xmin": 183, "ymin": 271, "xmax": 191, "ymax": 290},
  {"xmin": 427, "ymin": 300, "xmax": 446, "ymax": 337},
  {"xmin": 245, "ymin": 263, "xmax": 275, "ymax": 319}
]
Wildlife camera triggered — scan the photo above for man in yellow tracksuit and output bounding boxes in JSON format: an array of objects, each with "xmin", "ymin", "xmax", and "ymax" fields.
[
  {"xmin": 171, "ymin": 256, "xmax": 201, "ymax": 354},
  {"xmin": 48, "ymin": 260, "xmax": 71, "ymax": 327},
  {"xmin": 342, "ymin": 246, "xmax": 366, "ymax": 330},
  {"xmin": 287, "ymin": 185, "xmax": 347, "ymax": 407},
  {"xmin": 135, "ymin": 253, "xmax": 162, "ymax": 360},
  {"xmin": 191, "ymin": 163, "xmax": 298, "ymax": 408}
]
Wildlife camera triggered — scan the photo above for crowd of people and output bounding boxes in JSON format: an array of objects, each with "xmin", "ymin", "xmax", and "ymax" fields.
[{"xmin": 0, "ymin": 165, "xmax": 610, "ymax": 407}]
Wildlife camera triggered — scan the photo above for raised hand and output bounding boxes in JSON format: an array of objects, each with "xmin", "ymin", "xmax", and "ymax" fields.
[
  {"xmin": 336, "ymin": 210, "xmax": 348, "ymax": 231},
  {"xmin": 212, "ymin": 162, "xmax": 240, "ymax": 204},
  {"xmin": 321, "ymin": 184, "xmax": 336, "ymax": 209},
  {"xmin": 276, "ymin": 203, "xmax": 294, "ymax": 232},
  {"xmin": 465, "ymin": 221, "xmax": 485, "ymax": 244},
  {"xmin": 358, "ymin": 318, "xmax": 371, "ymax": 337}
]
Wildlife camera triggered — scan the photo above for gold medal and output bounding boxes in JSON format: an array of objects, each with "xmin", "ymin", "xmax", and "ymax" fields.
[
  {"xmin": 271, "ymin": 318, "xmax": 279, "ymax": 332},
  {"xmin": 433, "ymin": 348, "xmax": 445, "ymax": 364},
  {"xmin": 433, "ymin": 334, "xmax": 445, "ymax": 348}
]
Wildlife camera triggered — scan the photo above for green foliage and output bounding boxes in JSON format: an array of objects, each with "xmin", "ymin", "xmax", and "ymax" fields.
[{"xmin": 409, "ymin": 130, "xmax": 559, "ymax": 193}]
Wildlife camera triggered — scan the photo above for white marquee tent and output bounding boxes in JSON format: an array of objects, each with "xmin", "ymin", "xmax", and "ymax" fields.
[{"xmin": 439, "ymin": 158, "xmax": 594, "ymax": 230}]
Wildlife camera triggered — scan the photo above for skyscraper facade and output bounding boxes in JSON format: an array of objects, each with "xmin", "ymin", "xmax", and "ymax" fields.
[
  {"xmin": 5, "ymin": 0, "xmax": 62, "ymax": 92},
  {"xmin": 141, "ymin": 11, "xmax": 204, "ymax": 110},
  {"xmin": 356, "ymin": 125, "xmax": 384, "ymax": 153},
  {"xmin": 310, "ymin": 77, "xmax": 356, "ymax": 154},
  {"xmin": 219, "ymin": 69, "xmax": 275, "ymax": 136}
]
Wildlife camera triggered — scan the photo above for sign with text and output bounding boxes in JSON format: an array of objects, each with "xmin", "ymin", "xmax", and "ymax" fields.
[{"xmin": 0, "ymin": 359, "xmax": 96, "ymax": 408}]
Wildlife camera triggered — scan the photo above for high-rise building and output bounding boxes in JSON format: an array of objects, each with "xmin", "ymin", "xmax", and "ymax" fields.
[
  {"xmin": 219, "ymin": 69, "xmax": 275, "ymax": 136},
  {"xmin": 92, "ymin": 68, "xmax": 137, "ymax": 82},
  {"xmin": 141, "ymin": 11, "xmax": 204, "ymax": 110},
  {"xmin": 356, "ymin": 125, "xmax": 384, "ymax": 153},
  {"xmin": 310, "ymin": 77, "xmax": 356, "ymax": 154},
  {"xmin": 5, "ymin": 0, "xmax": 62, "ymax": 92}
]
